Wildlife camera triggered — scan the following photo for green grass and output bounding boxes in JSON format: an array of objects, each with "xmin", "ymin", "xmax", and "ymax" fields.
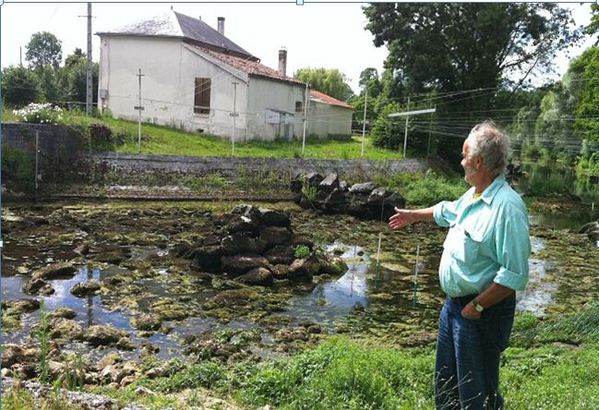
[{"xmin": 5, "ymin": 109, "xmax": 403, "ymax": 160}]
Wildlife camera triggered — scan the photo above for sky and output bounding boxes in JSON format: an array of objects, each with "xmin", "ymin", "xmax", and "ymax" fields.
[{"xmin": 1, "ymin": 1, "xmax": 596, "ymax": 94}]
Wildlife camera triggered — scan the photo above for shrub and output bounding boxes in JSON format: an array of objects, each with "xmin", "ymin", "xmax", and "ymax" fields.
[
  {"xmin": 370, "ymin": 102, "xmax": 403, "ymax": 151},
  {"xmin": 12, "ymin": 102, "xmax": 63, "ymax": 124},
  {"xmin": 88, "ymin": 123, "xmax": 113, "ymax": 143},
  {"xmin": 1, "ymin": 65, "xmax": 40, "ymax": 106}
]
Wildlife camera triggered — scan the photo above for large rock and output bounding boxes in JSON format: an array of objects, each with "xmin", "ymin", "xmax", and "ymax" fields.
[
  {"xmin": 349, "ymin": 181, "xmax": 377, "ymax": 194},
  {"xmin": 130, "ymin": 313, "xmax": 162, "ymax": 331},
  {"xmin": 236, "ymin": 267, "xmax": 274, "ymax": 286},
  {"xmin": 319, "ymin": 173, "xmax": 340, "ymax": 194},
  {"xmin": 70, "ymin": 280, "xmax": 101, "ymax": 297},
  {"xmin": 49, "ymin": 318, "xmax": 84, "ymax": 341},
  {"xmin": 259, "ymin": 226, "xmax": 293, "ymax": 248},
  {"xmin": 259, "ymin": 208, "xmax": 291, "ymax": 227},
  {"xmin": 221, "ymin": 254, "xmax": 269, "ymax": 275},
  {"xmin": 221, "ymin": 233, "xmax": 266, "ymax": 255},
  {"xmin": 84, "ymin": 325, "xmax": 129, "ymax": 347},
  {"xmin": 189, "ymin": 245, "xmax": 224, "ymax": 272},
  {"xmin": 305, "ymin": 172, "xmax": 324, "ymax": 188},
  {"xmin": 323, "ymin": 188, "xmax": 347, "ymax": 213},
  {"xmin": 227, "ymin": 204, "xmax": 262, "ymax": 234},
  {"xmin": 22, "ymin": 278, "xmax": 54, "ymax": 295},
  {"xmin": 288, "ymin": 256, "xmax": 321, "ymax": 281},
  {"xmin": 2, "ymin": 299, "xmax": 40, "ymax": 315},
  {"xmin": 265, "ymin": 245, "xmax": 295, "ymax": 265},
  {"xmin": 1, "ymin": 344, "xmax": 38, "ymax": 368},
  {"xmin": 32, "ymin": 262, "xmax": 76, "ymax": 281}
]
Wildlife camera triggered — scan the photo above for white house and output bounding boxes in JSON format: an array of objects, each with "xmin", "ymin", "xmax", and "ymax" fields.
[
  {"xmin": 97, "ymin": 11, "xmax": 353, "ymax": 141},
  {"xmin": 308, "ymin": 90, "xmax": 354, "ymax": 139}
]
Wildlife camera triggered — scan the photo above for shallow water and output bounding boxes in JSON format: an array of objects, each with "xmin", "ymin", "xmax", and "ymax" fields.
[{"xmin": 2, "ymin": 201, "xmax": 597, "ymax": 359}]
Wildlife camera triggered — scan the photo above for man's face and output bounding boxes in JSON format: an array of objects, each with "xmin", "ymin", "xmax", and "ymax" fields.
[{"xmin": 461, "ymin": 139, "xmax": 478, "ymax": 185}]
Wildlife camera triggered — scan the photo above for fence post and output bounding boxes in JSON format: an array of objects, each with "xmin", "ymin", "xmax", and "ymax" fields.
[{"xmin": 35, "ymin": 129, "xmax": 39, "ymax": 200}]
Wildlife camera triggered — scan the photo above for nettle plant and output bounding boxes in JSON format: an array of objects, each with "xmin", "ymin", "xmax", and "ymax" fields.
[{"xmin": 13, "ymin": 102, "xmax": 63, "ymax": 125}]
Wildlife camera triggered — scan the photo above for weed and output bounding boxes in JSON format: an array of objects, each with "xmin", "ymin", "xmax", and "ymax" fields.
[
  {"xmin": 36, "ymin": 301, "xmax": 50, "ymax": 383},
  {"xmin": 294, "ymin": 244, "xmax": 311, "ymax": 259}
]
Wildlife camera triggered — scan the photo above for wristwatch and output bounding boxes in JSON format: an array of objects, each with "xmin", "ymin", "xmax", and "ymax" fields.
[{"xmin": 472, "ymin": 298, "xmax": 485, "ymax": 313}]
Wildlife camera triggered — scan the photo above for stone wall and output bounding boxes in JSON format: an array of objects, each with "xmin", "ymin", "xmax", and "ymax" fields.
[
  {"xmin": 92, "ymin": 152, "xmax": 427, "ymax": 180},
  {"xmin": 1, "ymin": 123, "xmax": 88, "ymax": 188}
]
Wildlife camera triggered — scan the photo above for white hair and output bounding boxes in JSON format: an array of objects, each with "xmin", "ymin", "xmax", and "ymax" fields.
[{"xmin": 467, "ymin": 121, "xmax": 509, "ymax": 177}]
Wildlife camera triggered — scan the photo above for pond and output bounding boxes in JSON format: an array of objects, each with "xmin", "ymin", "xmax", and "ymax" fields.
[{"xmin": 1, "ymin": 200, "xmax": 598, "ymax": 361}]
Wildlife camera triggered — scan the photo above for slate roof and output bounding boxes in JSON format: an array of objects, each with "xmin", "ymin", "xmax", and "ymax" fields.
[
  {"xmin": 96, "ymin": 10, "xmax": 258, "ymax": 61},
  {"xmin": 187, "ymin": 44, "xmax": 306, "ymax": 86},
  {"xmin": 310, "ymin": 90, "xmax": 353, "ymax": 110}
]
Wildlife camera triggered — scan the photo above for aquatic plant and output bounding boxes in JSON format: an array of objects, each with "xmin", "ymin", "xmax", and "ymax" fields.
[{"xmin": 294, "ymin": 244, "xmax": 311, "ymax": 259}]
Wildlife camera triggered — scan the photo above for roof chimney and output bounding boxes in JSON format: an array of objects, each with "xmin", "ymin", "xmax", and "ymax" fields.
[
  {"xmin": 278, "ymin": 47, "xmax": 287, "ymax": 77},
  {"xmin": 217, "ymin": 17, "xmax": 225, "ymax": 35}
]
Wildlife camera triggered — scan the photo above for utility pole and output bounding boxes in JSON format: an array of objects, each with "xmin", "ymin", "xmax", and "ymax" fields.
[
  {"xmin": 426, "ymin": 106, "xmax": 436, "ymax": 160},
  {"xmin": 361, "ymin": 87, "xmax": 368, "ymax": 157},
  {"xmin": 302, "ymin": 82, "xmax": 309, "ymax": 155},
  {"xmin": 134, "ymin": 68, "xmax": 145, "ymax": 152},
  {"xmin": 230, "ymin": 81, "xmax": 239, "ymax": 155},
  {"xmin": 86, "ymin": 2, "xmax": 93, "ymax": 115},
  {"xmin": 388, "ymin": 104, "xmax": 436, "ymax": 158},
  {"xmin": 403, "ymin": 97, "xmax": 410, "ymax": 158},
  {"xmin": 19, "ymin": 46, "xmax": 22, "ymax": 66}
]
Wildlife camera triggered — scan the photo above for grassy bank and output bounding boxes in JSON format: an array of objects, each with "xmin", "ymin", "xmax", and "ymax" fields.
[
  {"xmin": 6, "ymin": 302, "xmax": 597, "ymax": 409},
  {"xmin": 3, "ymin": 108, "xmax": 401, "ymax": 161}
]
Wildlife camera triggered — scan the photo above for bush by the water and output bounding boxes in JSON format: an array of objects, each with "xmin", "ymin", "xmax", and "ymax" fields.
[{"xmin": 376, "ymin": 170, "xmax": 467, "ymax": 207}]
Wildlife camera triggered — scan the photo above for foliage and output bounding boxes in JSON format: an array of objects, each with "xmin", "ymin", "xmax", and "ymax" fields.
[
  {"xmin": 294, "ymin": 244, "xmax": 311, "ymax": 259},
  {"xmin": 35, "ymin": 301, "xmax": 50, "ymax": 383},
  {"xmin": 62, "ymin": 48, "xmax": 99, "ymax": 105},
  {"xmin": 295, "ymin": 67, "xmax": 354, "ymax": 101},
  {"xmin": 234, "ymin": 337, "xmax": 434, "ymax": 409},
  {"xmin": 1, "ymin": 65, "xmax": 41, "ymax": 107},
  {"xmin": 1, "ymin": 145, "xmax": 35, "ymax": 193},
  {"xmin": 569, "ymin": 47, "xmax": 599, "ymax": 143},
  {"xmin": 377, "ymin": 170, "xmax": 467, "ymax": 207},
  {"xmin": 25, "ymin": 31, "xmax": 62, "ymax": 69},
  {"xmin": 364, "ymin": 4, "xmax": 581, "ymax": 95},
  {"xmin": 182, "ymin": 174, "xmax": 228, "ymax": 192},
  {"xmin": 138, "ymin": 360, "xmax": 227, "ymax": 393},
  {"xmin": 13, "ymin": 102, "xmax": 63, "ymax": 124},
  {"xmin": 363, "ymin": 3, "xmax": 582, "ymax": 161},
  {"xmin": 585, "ymin": 3, "xmax": 599, "ymax": 44},
  {"xmin": 370, "ymin": 102, "xmax": 403, "ymax": 151},
  {"xmin": 576, "ymin": 151, "xmax": 599, "ymax": 179}
]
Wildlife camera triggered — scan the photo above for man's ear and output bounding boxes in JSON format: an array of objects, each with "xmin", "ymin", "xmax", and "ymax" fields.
[{"xmin": 474, "ymin": 155, "xmax": 483, "ymax": 169}]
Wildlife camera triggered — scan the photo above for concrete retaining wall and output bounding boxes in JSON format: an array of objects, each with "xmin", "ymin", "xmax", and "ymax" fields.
[{"xmin": 92, "ymin": 152, "xmax": 428, "ymax": 180}]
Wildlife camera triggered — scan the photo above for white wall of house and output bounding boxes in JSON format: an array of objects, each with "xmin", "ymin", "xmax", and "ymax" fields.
[
  {"xmin": 307, "ymin": 101, "xmax": 353, "ymax": 138},
  {"xmin": 98, "ymin": 36, "xmax": 251, "ymax": 137},
  {"xmin": 247, "ymin": 76, "xmax": 306, "ymax": 141}
]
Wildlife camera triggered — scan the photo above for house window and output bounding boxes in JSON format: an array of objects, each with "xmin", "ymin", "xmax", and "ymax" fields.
[
  {"xmin": 194, "ymin": 78, "xmax": 211, "ymax": 114},
  {"xmin": 295, "ymin": 101, "xmax": 303, "ymax": 112}
]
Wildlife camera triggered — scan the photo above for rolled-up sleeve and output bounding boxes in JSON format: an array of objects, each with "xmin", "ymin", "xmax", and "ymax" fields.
[
  {"xmin": 433, "ymin": 200, "xmax": 458, "ymax": 228},
  {"xmin": 493, "ymin": 205, "xmax": 531, "ymax": 291}
]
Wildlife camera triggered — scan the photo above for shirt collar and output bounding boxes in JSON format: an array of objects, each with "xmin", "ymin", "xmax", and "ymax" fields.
[{"xmin": 479, "ymin": 174, "xmax": 506, "ymax": 205}]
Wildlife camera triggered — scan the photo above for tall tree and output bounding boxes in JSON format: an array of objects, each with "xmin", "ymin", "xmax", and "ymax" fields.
[
  {"xmin": 294, "ymin": 68, "xmax": 354, "ymax": 101},
  {"xmin": 363, "ymin": 3, "xmax": 582, "ymax": 160},
  {"xmin": 25, "ymin": 31, "xmax": 62, "ymax": 69}
]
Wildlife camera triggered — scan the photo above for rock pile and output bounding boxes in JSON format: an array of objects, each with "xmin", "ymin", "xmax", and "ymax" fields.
[
  {"xmin": 579, "ymin": 220, "xmax": 599, "ymax": 243},
  {"xmin": 290, "ymin": 172, "xmax": 406, "ymax": 220},
  {"xmin": 181, "ymin": 204, "xmax": 347, "ymax": 284}
]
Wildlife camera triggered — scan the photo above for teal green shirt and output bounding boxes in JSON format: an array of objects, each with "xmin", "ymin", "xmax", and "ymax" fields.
[{"xmin": 433, "ymin": 175, "xmax": 530, "ymax": 297}]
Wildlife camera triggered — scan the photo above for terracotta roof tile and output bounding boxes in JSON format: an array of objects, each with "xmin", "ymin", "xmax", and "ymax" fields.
[
  {"xmin": 188, "ymin": 44, "xmax": 306, "ymax": 86},
  {"xmin": 310, "ymin": 90, "xmax": 353, "ymax": 109}
]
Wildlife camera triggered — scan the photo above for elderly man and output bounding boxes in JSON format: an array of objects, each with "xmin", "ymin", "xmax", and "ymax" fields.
[{"xmin": 389, "ymin": 121, "xmax": 530, "ymax": 409}]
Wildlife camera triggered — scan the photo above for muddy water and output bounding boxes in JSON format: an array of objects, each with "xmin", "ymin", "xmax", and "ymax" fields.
[{"xmin": 2, "ymin": 201, "xmax": 598, "ymax": 360}]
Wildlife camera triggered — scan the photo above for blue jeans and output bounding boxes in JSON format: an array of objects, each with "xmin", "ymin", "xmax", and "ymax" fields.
[{"xmin": 435, "ymin": 294, "xmax": 515, "ymax": 410}]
